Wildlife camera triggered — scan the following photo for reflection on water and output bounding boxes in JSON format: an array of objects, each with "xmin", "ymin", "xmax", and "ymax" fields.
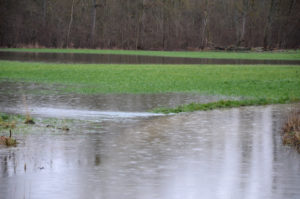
[
  {"xmin": 1, "ymin": 51, "xmax": 300, "ymax": 65},
  {"xmin": 0, "ymin": 105, "xmax": 300, "ymax": 199},
  {"xmin": 0, "ymin": 81, "xmax": 237, "ymax": 113}
]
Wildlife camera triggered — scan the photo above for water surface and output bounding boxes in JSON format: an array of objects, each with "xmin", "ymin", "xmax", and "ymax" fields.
[
  {"xmin": 1, "ymin": 51, "xmax": 299, "ymax": 65},
  {"xmin": 0, "ymin": 82, "xmax": 300, "ymax": 199},
  {"xmin": 0, "ymin": 81, "xmax": 236, "ymax": 113},
  {"xmin": 0, "ymin": 105, "xmax": 299, "ymax": 199}
]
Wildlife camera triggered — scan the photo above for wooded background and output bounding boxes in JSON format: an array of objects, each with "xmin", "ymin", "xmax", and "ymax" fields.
[{"xmin": 0, "ymin": 0, "xmax": 299, "ymax": 50}]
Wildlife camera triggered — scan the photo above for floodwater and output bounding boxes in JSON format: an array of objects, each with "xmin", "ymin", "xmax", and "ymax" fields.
[
  {"xmin": 1, "ymin": 51, "xmax": 300, "ymax": 65},
  {"xmin": 0, "ymin": 82, "xmax": 300, "ymax": 199},
  {"xmin": 0, "ymin": 81, "xmax": 239, "ymax": 115}
]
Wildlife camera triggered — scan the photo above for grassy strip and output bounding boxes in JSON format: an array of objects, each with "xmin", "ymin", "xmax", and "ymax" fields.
[
  {"xmin": 152, "ymin": 98, "xmax": 299, "ymax": 114},
  {"xmin": 282, "ymin": 109, "xmax": 300, "ymax": 152},
  {"xmin": 0, "ymin": 48, "xmax": 299, "ymax": 60},
  {"xmin": 1, "ymin": 61, "xmax": 300, "ymax": 100}
]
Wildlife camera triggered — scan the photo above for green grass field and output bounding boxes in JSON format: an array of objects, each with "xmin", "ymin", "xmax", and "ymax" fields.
[
  {"xmin": 1, "ymin": 60, "xmax": 299, "ymax": 98},
  {"xmin": 1, "ymin": 48, "xmax": 300, "ymax": 60}
]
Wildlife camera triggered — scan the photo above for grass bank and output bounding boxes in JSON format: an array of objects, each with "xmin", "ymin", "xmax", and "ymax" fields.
[
  {"xmin": 0, "ymin": 60, "xmax": 300, "ymax": 112},
  {"xmin": 152, "ymin": 98, "xmax": 298, "ymax": 114},
  {"xmin": 0, "ymin": 48, "xmax": 299, "ymax": 60}
]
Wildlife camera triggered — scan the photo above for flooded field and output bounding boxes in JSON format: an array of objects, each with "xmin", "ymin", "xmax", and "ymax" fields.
[
  {"xmin": 1, "ymin": 51, "xmax": 300, "ymax": 65},
  {"xmin": 0, "ymin": 81, "xmax": 238, "ymax": 115},
  {"xmin": 1, "ymin": 84, "xmax": 300, "ymax": 199}
]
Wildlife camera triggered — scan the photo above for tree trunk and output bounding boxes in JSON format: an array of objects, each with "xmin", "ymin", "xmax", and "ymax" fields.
[
  {"xmin": 162, "ymin": 7, "xmax": 166, "ymax": 49},
  {"xmin": 237, "ymin": 0, "xmax": 249, "ymax": 47},
  {"xmin": 135, "ymin": 21, "xmax": 140, "ymax": 50},
  {"xmin": 66, "ymin": 0, "xmax": 75, "ymax": 48},
  {"xmin": 201, "ymin": 9, "xmax": 208, "ymax": 48},
  {"xmin": 264, "ymin": 0, "xmax": 278, "ymax": 50},
  {"xmin": 90, "ymin": 0, "xmax": 97, "ymax": 47},
  {"xmin": 43, "ymin": 0, "xmax": 47, "ymax": 25},
  {"xmin": 288, "ymin": 0, "xmax": 296, "ymax": 15},
  {"xmin": 238, "ymin": 13, "xmax": 246, "ymax": 46}
]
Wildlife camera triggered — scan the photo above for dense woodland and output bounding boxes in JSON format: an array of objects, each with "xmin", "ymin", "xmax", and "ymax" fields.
[{"xmin": 0, "ymin": 0, "xmax": 299, "ymax": 50}]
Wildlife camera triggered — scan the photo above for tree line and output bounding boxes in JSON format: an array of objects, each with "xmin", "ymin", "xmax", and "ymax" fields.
[{"xmin": 0, "ymin": 0, "xmax": 299, "ymax": 50}]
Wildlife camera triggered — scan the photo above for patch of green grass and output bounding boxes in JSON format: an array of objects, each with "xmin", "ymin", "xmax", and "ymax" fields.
[
  {"xmin": 0, "ymin": 113, "xmax": 9, "ymax": 121},
  {"xmin": 0, "ymin": 48, "xmax": 299, "ymax": 60},
  {"xmin": 1, "ymin": 61, "xmax": 300, "ymax": 98},
  {"xmin": 0, "ymin": 112, "xmax": 25, "ymax": 122},
  {"xmin": 0, "ymin": 108, "xmax": 35, "ymax": 125}
]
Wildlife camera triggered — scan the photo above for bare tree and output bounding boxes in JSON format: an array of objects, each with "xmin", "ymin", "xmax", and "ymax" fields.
[
  {"xmin": 90, "ymin": 0, "xmax": 98, "ymax": 47},
  {"xmin": 264, "ymin": 0, "xmax": 279, "ymax": 49},
  {"xmin": 66, "ymin": 0, "xmax": 75, "ymax": 48},
  {"xmin": 200, "ymin": 0, "xmax": 209, "ymax": 48}
]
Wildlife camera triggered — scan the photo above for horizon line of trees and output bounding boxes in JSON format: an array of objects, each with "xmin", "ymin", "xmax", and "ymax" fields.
[{"xmin": 0, "ymin": 0, "xmax": 299, "ymax": 50}]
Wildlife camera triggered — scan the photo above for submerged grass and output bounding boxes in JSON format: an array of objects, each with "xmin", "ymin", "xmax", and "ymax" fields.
[
  {"xmin": 0, "ymin": 112, "xmax": 74, "ymax": 146},
  {"xmin": 0, "ymin": 113, "xmax": 19, "ymax": 146},
  {"xmin": 0, "ymin": 48, "xmax": 299, "ymax": 60},
  {"xmin": 0, "ymin": 112, "xmax": 25, "ymax": 123},
  {"xmin": 282, "ymin": 109, "xmax": 300, "ymax": 152}
]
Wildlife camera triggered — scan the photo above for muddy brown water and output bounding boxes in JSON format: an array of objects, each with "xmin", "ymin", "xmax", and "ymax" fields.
[
  {"xmin": 0, "ymin": 84, "xmax": 300, "ymax": 199},
  {"xmin": 1, "ymin": 51, "xmax": 300, "ymax": 65}
]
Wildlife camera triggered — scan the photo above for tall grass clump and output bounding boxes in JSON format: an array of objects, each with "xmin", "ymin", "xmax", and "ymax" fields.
[
  {"xmin": 282, "ymin": 108, "xmax": 300, "ymax": 152},
  {"xmin": 0, "ymin": 136, "xmax": 17, "ymax": 146},
  {"xmin": 22, "ymin": 95, "xmax": 35, "ymax": 124}
]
